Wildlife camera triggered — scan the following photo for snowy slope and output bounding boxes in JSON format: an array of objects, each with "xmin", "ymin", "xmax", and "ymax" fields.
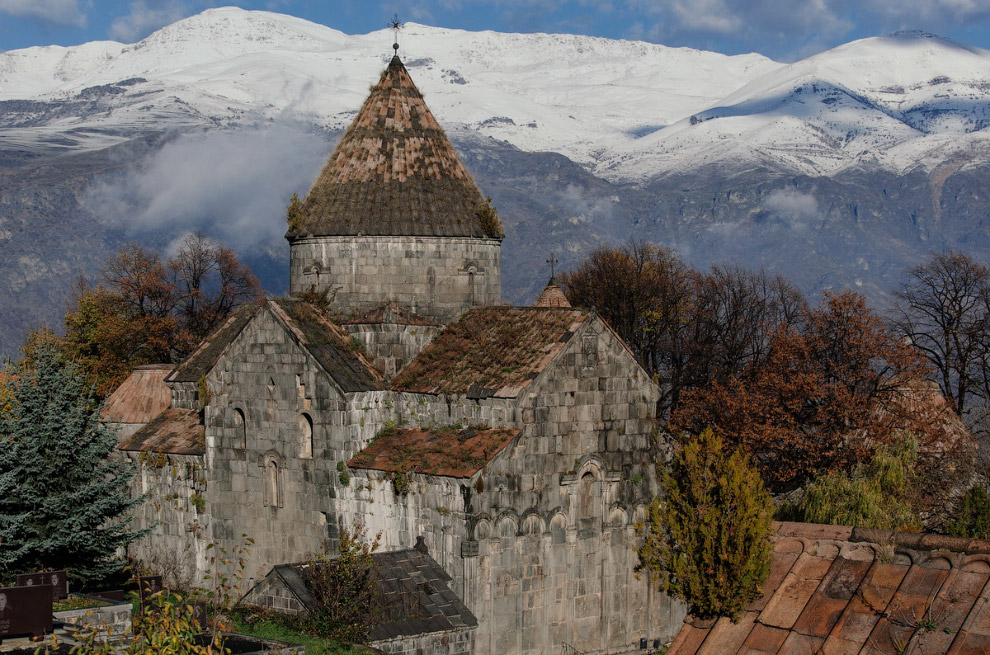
[{"xmin": 3, "ymin": 8, "xmax": 990, "ymax": 182}]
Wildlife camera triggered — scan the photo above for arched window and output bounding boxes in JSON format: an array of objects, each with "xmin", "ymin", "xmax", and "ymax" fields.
[
  {"xmin": 232, "ymin": 408, "xmax": 246, "ymax": 448},
  {"xmin": 579, "ymin": 471, "xmax": 600, "ymax": 534},
  {"xmin": 299, "ymin": 413, "xmax": 314, "ymax": 459},
  {"xmin": 261, "ymin": 453, "xmax": 282, "ymax": 508}
]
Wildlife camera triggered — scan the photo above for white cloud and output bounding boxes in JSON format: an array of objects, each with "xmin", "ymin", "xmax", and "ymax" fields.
[
  {"xmin": 82, "ymin": 124, "xmax": 331, "ymax": 255},
  {"xmin": 0, "ymin": 0, "xmax": 86, "ymax": 27},
  {"xmin": 764, "ymin": 189, "xmax": 819, "ymax": 228},
  {"xmin": 109, "ymin": 0, "xmax": 189, "ymax": 42}
]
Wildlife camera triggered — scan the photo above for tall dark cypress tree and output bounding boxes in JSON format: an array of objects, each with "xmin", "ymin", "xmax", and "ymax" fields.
[{"xmin": 0, "ymin": 344, "xmax": 144, "ymax": 585}]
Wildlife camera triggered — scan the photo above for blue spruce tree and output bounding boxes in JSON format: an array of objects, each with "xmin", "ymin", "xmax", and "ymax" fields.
[{"xmin": 0, "ymin": 344, "xmax": 144, "ymax": 585}]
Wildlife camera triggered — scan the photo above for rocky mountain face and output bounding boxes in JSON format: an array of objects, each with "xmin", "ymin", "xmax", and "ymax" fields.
[{"xmin": 2, "ymin": 8, "xmax": 990, "ymax": 356}]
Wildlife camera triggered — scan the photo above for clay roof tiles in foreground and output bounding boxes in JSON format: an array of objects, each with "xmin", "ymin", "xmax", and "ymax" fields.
[
  {"xmin": 668, "ymin": 521, "xmax": 990, "ymax": 655},
  {"xmin": 348, "ymin": 425, "xmax": 520, "ymax": 478},
  {"xmin": 117, "ymin": 408, "xmax": 204, "ymax": 455},
  {"xmin": 102, "ymin": 364, "xmax": 172, "ymax": 424},
  {"xmin": 289, "ymin": 55, "xmax": 494, "ymax": 239},
  {"xmin": 391, "ymin": 306, "xmax": 587, "ymax": 398}
]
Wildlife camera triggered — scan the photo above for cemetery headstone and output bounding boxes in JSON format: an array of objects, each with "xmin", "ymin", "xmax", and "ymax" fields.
[
  {"xmin": 0, "ymin": 585, "xmax": 53, "ymax": 640},
  {"xmin": 16, "ymin": 570, "xmax": 68, "ymax": 600},
  {"xmin": 137, "ymin": 575, "xmax": 163, "ymax": 615}
]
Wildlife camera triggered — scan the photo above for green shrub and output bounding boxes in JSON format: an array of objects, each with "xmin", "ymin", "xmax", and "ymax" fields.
[
  {"xmin": 302, "ymin": 525, "xmax": 384, "ymax": 643},
  {"xmin": 639, "ymin": 428, "xmax": 773, "ymax": 622},
  {"xmin": 798, "ymin": 434, "xmax": 920, "ymax": 531},
  {"xmin": 947, "ymin": 485, "xmax": 990, "ymax": 539}
]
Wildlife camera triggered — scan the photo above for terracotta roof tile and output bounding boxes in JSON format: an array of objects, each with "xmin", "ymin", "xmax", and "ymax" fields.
[
  {"xmin": 669, "ymin": 522, "xmax": 990, "ymax": 655},
  {"xmin": 391, "ymin": 306, "xmax": 587, "ymax": 396},
  {"xmin": 102, "ymin": 364, "xmax": 172, "ymax": 424},
  {"xmin": 697, "ymin": 613, "xmax": 758, "ymax": 655},
  {"xmin": 289, "ymin": 56, "xmax": 497, "ymax": 240},
  {"xmin": 117, "ymin": 408, "xmax": 204, "ymax": 455},
  {"xmin": 348, "ymin": 425, "xmax": 519, "ymax": 478}
]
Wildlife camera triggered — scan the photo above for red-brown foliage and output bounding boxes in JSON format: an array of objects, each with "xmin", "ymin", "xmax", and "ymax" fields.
[{"xmin": 671, "ymin": 292, "xmax": 930, "ymax": 490}]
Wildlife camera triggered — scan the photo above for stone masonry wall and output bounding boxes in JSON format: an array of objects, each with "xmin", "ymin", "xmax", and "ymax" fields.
[
  {"xmin": 371, "ymin": 627, "xmax": 476, "ymax": 655},
  {"xmin": 344, "ymin": 323, "xmax": 443, "ymax": 379},
  {"xmin": 123, "ymin": 452, "xmax": 213, "ymax": 589},
  {"xmin": 289, "ymin": 236, "xmax": 501, "ymax": 324}
]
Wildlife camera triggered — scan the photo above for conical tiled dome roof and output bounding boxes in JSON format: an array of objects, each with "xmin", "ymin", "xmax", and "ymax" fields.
[{"xmin": 288, "ymin": 55, "xmax": 497, "ymax": 239}]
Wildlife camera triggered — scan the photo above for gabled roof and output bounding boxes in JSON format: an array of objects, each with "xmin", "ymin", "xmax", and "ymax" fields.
[
  {"xmin": 168, "ymin": 305, "xmax": 259, "ymax": 383},
  {"xmin": 250, "ymin": 549, "xmax": 477, "ymax": 642},
  {"xmin": 348, "ymin": 425, "xmax": 520, "ymax": 478},
  {"xmin": 668, "ymin": 521, "xmax": 990, "ymax": 655},
  {"xmin": 269, "ymin": 299, "xmax": 384, "ymax": 393},
  {"xmin": 102, "ymin": 364, "xmax": 172, "ymax": 424},
  {"xmin": 391, "ymin": 306, "xmax": 588, "ymax": 397},
  {"xmin": 117, "ymin": 408, "xmax": 204, "ymax": 455},
  {"xmin": 288, "ymin": 55, "xmax": 496, "ymax": 240},
  {"xmin": 343, "ymin": 301, "xmax": 442, "ymax": 327}
]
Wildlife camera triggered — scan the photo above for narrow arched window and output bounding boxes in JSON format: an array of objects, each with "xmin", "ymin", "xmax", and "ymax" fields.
[
  {"xmin": 266, "ymin": 460, "xmax": 279, "ymax": 506},
  {"xmin": 299, "ymin": 413, "xmax": 314, "ymax": 459},
  {"xmin": 232, "ymin": 408, "xmax": 246, "ymax": 448}
]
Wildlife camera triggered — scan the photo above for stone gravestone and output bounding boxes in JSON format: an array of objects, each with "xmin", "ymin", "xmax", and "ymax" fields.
[
  {"xmin": 0, "ymin": 585, "xmax": 53, "ymax": 641},
  {"xmin": 16, "ymin": 570, "xmax": 68, "ymax": 600},
  {"xmin": 91, "ymin": 589, "xmax": 126, "ymax": 602},
  {"xmin": 137, "ymin": 575, "xmax": 163, "ymax": 615}
]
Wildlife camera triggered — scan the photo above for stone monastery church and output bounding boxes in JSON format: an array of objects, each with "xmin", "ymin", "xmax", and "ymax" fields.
[{"xmin": 105, "ymin": 50, "xmax": 686, "ymax": 655}]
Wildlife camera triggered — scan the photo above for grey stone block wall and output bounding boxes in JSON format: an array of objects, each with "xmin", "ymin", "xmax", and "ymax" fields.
[
  {"xmin": 344, "ymin": 323, "xmax": 443, "ymax": 379},
  {"xmin": 289, "ymin": 236, "xmax": 501, "ymax": 324},
  {"xmin": 123, "ymin": 452, "xmax": 213, "ymax": 589},
  {"xmin": 240, "ymin": 576, "xmax": 307, "ymax": 615},
  {"xmin": 371, "ymin": 628, "xmax": 476, "ymax": 655}
]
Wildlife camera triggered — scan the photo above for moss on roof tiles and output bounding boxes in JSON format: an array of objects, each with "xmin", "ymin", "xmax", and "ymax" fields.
[
  {"xmin": 348, "ymin": 425, "xmax": 519, "ymax": 478},
  {"xmin": 391, "ymin": 306, "xmax": 586, "ymax": 396},
  {"xmin": 169, "ymin": 305, "xmax": 259, "ymax": 383},
  {"xmin": 272, "ymin": 299, "xmax": 383, "ymax": 393},
  {"xmin": 288, "ymin": 55, "xmax": 499, "ymax": 240}
]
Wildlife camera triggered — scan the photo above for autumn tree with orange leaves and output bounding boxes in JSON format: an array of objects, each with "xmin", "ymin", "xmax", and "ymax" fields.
[
  {"xmin": 671, "ymin": 292, "xmax": 930, "ymax": 491},
  {"xmin": 61, "ymin": 233, "xmax": 262, "ymax": 398}
]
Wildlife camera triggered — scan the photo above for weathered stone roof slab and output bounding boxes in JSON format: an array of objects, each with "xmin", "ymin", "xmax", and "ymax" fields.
[
  {"xmin": 391, "ymin": 306, "xmax": 587, "ymax": 396},
  {"xmin": 169, "ymin": 305, "xmax": 259, "ymax": 383},
  {"xmin": 102, "ymin": 364, "xmax": 172, "ymax": 424},
  {"xmin": 348, "ymin": 426, "xmax": 519, "ymax": 478},
  {"xmin": 118, "ymin": 408, "xmax": 204, "ymax": 455},
  {"xmin": 270, "ymin": 298, "xmax": 384, "ymax": 392},
  {"xmin": 289, "ymin": 55, "xmax": 495, "ymax": 239}
]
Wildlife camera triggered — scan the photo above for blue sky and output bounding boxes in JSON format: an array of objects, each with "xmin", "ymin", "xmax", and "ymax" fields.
[{"xmin": 3, "ymin": 0, "xmax": 990, "ymax": 61}]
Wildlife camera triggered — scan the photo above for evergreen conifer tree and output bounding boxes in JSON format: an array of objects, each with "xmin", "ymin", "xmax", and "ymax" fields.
[
  {"xmin": 0, "ymin": 344, "xmax": 144, "ymax": 585},
  {"xmin": 639, "ymin": 428, "xmax": 773, "ymax": 622}
]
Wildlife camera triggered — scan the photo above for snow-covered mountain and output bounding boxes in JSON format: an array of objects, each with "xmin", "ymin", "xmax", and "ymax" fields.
[
  {"xmin": 7, "ymin": 8, "xmax": 990, "ymax": 182},
  {"xmin": 4, "ymin": 7, "xmax": 990, "ymax": 357}
]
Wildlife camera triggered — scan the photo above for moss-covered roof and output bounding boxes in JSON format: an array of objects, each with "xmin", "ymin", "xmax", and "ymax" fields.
[
  {"xmin": 348, "ymin": 425, "xmax": 519, "ymax": 478},
  {"xmin": 287, "ymin": 55, "xmax": 498, "ymax": 240},
  {"xmin": 168, "ymin": 305, "xmax": 259, "ymax": 383},
  {"xmin": 118, "ymin": 408, "xmax": 204, "ymax": 455},
  {"xmin": 270, "ymin": 299, "xmax": 383, "ymax": 393},
  {"xmin": 391, "ymin": 306, "xmax": 587, "ymax": 397}
]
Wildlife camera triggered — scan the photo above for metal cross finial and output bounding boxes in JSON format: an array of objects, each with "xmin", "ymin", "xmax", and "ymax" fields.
[
  {"xmin": 389, "ymin": 14, "xmax": 403, "ymax": 53},
  {"xmin": 546, "ymin": 253, "xmax": 559, "ymax": 280}
]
